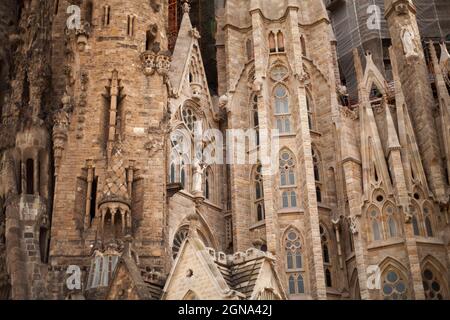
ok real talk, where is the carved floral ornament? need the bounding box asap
[140,52,171,76]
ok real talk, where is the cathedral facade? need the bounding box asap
[0,0,449,300]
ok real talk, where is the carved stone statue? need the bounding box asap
[192,157,206,195]
[401,27,418,58]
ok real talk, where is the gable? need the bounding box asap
[106,262,142,300]
[162,238,232,300]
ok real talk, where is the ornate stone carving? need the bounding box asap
[348,216,358,235]
[140,51,157,76]
[75,22,91,52]
[156,54,171,76]
[401,26,419,59]
[339,105,359,120]
[190,28,201,40]
[140,52,171,77]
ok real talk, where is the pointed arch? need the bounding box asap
[279,148,297,209]
[350,269,361,300]
[367,205,383,241]
[252,163,265,222]
[379,257,411,300]
[421,255,449,300]
[410,201,423,236]
[273,84,292,134]
[383,201,401,238]
[422,201,435,238]
[305,89,315,130]
[283,226,306,295]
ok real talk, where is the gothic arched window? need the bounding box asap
[274,85,291,134]
[169,162,176,183]
[381,269,408,300]
[384,204,399,238]
[182,106,199,133]
[277,31,285,52]
[254,164,265,221]
[172,227,189,259]
[285,229,305,295]
[279,150,297,209]
[325,268,333,287]
[312,148,322,203]
[269,32,276,53]
[411,205,421,236]
[320,228,330,263]
[300,35,307,56]
[320,225,334,288]
[246,38,254,61]
[422,267,447,300]
[423,204,434,237]
[369,207,382,241]
[26,158,34,195]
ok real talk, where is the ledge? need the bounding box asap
[249,220,266,230]
[277,207,304,215]
[367,238,405,250]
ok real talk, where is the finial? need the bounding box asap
[183,0,191,14]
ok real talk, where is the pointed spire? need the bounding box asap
[182,0,191,14]
[386,107,401,150]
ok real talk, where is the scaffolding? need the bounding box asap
[328,0,450,101]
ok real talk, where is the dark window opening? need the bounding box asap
[325,269,333,287]
[316,186,322,203]
[277,31,285,52]
[39,227,49,263]
[54,0,59,15]
[323,244,330,263]
[23,72,30,108]
[85,1,93,25]
[300,35,307,56]
[26,159,34,195]
[90,176,98,222]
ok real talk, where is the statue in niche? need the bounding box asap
[192,156,206,195]
[401,26,418,59]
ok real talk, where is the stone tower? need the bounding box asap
[47,0,171,298]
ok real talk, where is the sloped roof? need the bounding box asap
[215,254,266,299]
[107,255,164,300]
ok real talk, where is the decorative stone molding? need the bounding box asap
[140,51,157,76]
[190,28,201,40]
[76,72,89,139]
[140,51,171,76]
[348,216,358,234]
[52,92,72,173]
[156,54,171,76]
[339,105,359,120]
[190,82,202,101]
[75,22,91,52]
